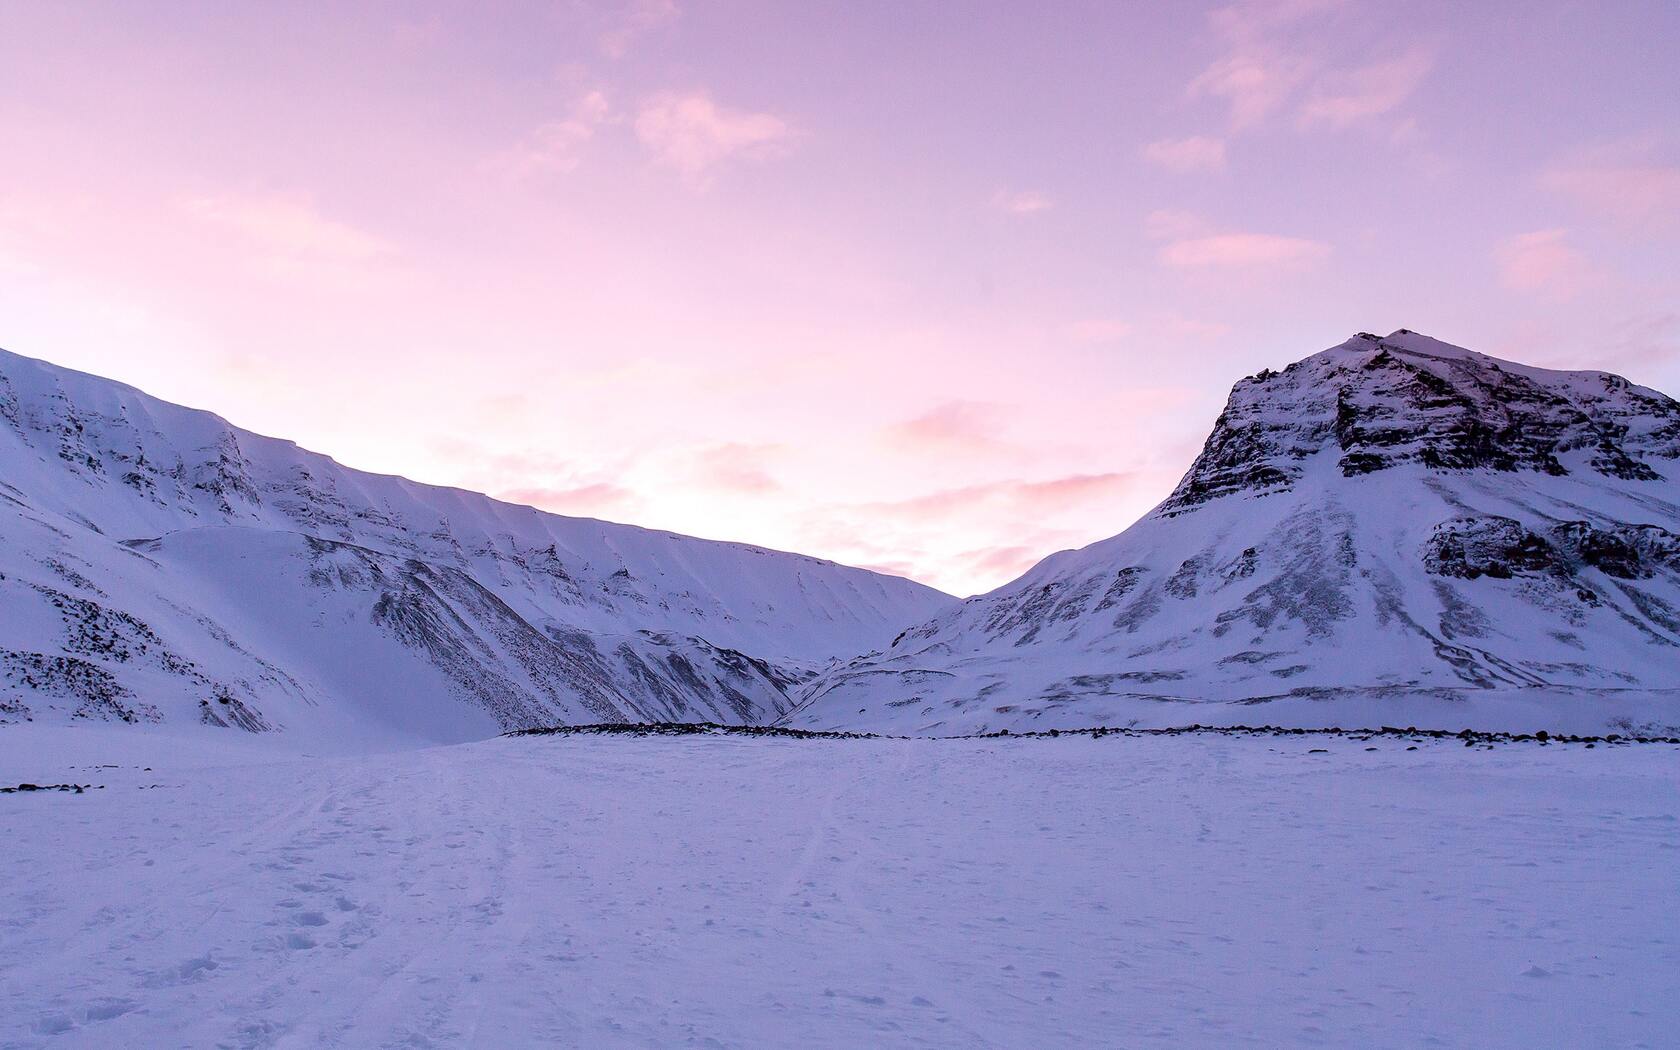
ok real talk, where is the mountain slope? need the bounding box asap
[786,331,1680,735]
[0,348,953,744]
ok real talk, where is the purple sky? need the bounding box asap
[2,0,1677,594]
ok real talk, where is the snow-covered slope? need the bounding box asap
[0,348,953,743]
[4,726,1674,1049]
[788,330,1680,735]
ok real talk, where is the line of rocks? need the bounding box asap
[507,722,883,741]
[979,724,1680,746]
[1,782,102,794]
[509,722,1680,746]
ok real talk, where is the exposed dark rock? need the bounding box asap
[1422,517,1558,579]
[1161,333,1677,515]
[1551,521,1680,579]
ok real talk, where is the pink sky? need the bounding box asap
[2,0,1677,595]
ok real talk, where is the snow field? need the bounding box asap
[1,728,1676,1048]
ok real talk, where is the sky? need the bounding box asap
[2,0,1678,596]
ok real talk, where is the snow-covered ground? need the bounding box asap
[2,728,1675,1049]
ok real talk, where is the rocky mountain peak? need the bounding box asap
[788,330,1680,737]
[1160,329,1680,515]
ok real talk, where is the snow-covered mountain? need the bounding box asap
[0,348,953,744]
[787,330,1680,736]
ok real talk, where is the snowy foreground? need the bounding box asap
[2,729,1676,1049]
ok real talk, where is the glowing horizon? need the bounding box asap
[2,1,1677,595]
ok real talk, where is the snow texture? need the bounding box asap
[0,347,952,744]
[0,726,1674,1049]
[790,331,1680,735]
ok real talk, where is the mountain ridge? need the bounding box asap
[786,330,1680,736]
[0,345,953,744]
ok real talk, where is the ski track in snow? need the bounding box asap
[1,731,1677,1049]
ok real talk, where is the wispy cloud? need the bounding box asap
[1189,0,1340,128]
[955,544,1046,583]
[1542,139,1680,228]
[885,401,1006,450]
[990,189,1053,215]
[495,91,613,178]
[1495,229,1597,298]
[1062,319,1134,343]
[1141,136,1228,172]
[1144,209,1210,241]
[689,442,781,493]
[1158,315,1234,340]
[635,91,795,177]
[182,192,389,262]
[1161,232,1329,268]
[1147,211,1328,268]
[500,481,640,517]
[858,472,1143,523]
[600,0,680,58]
[1189,0,1431,140]
[1297,47,1434,129]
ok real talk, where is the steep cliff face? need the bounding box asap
[0,348,953,743]
[787,331,1680,736]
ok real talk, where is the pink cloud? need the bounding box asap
[1495,229,1597,298]
[1189,54,1311,129]
[1543,164,1680,227]
[1143,205,1328,271]
[495,91,612,178]
[1063,319,1134,344]
[690,442,781,493]
[1596,313,1680,371]
[1157,315,1234,340]
[860,472,1143,523]
[1206,0,1347,42]
[1190,2,1433,139]
[886,401,1005,449]
[854,558,926,581]
[499,481,639,516]
[182,192,389,262]
[1297,48,1434,129]
[1141,136,1228,172]
[1188,0,1342,128]
[990,189,1053,215]
[1160,232,1330,268]
[1144,209,1211,240]
[634,91,794,177]
[957,544,1048,581]
[600,0,680,59]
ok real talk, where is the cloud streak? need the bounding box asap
[1495,229,1597,298]
[635,91,795,177]
[1296,48,1433,129]
[1160,232,1330,268]
[1188,1,1432,139]
[499,481,641,517]
[1543,161,1680,228]
[600,0,680,58]
[1141,136,1227,172]
[182,192,389,262]
[885,401,1006,450]
[496,91,613,178]
[856,472,1144,523]
[990,189,1053,215]
[689,442,782,493]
